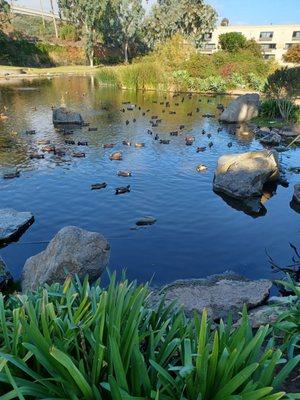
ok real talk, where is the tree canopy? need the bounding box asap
[283,43,300,64]
[219,32,247,52]
[0,0,10,29]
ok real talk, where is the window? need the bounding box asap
[292,31,300,39]
[203,43,216,50]
[260,43,276,51]
[285,43,293,49]
[203,32,212,41]
[259,31,273,40]
[263,54,275,60]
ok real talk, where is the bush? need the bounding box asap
[219,32,247,52]
[283,43,300,64]
[59,24,78,41]
[0,274,298,399]
[265,67,300,120]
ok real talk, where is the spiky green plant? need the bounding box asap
[0,274,298,399]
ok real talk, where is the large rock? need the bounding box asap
[260,132,282,146]
[155,272,272,320]
[0,209,34,244]
[213,150,280,199]
[53,107,83,125]
[220,94,260,123]
[22,226,110,291]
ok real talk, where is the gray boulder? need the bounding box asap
[0,209,34,244]
[213,150,280,199]
[219,94,260,123]
[53,107,83,125]
[22,226,110,291]
[155,272,272,320]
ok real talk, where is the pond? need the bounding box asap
[0,75,299,287]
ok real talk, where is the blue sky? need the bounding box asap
[20,0,300,25]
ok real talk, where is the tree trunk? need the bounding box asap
[89,48,94,67]
[49,0,59,39]
[124,40,129,64]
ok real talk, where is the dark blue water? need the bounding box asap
[0,76,299,286]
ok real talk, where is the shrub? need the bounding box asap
[260,99,281,119]
[228,72,246,88]
[219,32,247,52]
[247,73,266,91]
[283,43,300,64]
[97,67,121,86]
[0,275,298,399]
[264,66,300,120]
[59,24,78,41]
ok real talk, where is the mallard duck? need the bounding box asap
[37,139,50,145]
[91,182,107,190]
[135,143,145,148]
[42,145,55,153]
[179,125,185,130]
[73,152,85,158]
[3,171,20,179]
[227,142,233,148]
[208,142,213,148]
[78,141,88,146]
[122,140,131,146]
[115,185,130,195]
[30,153,44,160]
[196,147,206,153]
[103,143,114,149]
[170,131,179,136]
[65,140,75,145]
[88,127,97,132]
[160,139,170,144]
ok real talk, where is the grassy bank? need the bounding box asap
[96,35,277,94]
[0,65,97,79]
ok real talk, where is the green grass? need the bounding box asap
[250,116,288,129]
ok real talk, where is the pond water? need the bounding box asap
[0,75,299,287]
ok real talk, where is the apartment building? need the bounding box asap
[201,24,300,63]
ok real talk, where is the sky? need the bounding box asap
[18,0,300,25]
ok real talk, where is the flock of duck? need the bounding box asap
[2,93,233,196]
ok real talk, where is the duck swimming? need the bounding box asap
[185,136,195,145]
[196,164,207,172]
[42,145,55,153]
[118,171,132,177]
[103,143,115,149]
[110,151,122,161]
[3,171,20,179]
[73,152,86,158]
[78,141,88,146]
[122,140,131,146]
[88,127,98,132]
[115,185,131,195]
[170,131,179,136]
[160,139,170,144]
[196,146,206,152]
[135,143,145,148]
[65,140,75,145]
[91,182,107,190]
[30,153,44,160]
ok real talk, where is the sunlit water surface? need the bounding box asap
[0,76,299,286]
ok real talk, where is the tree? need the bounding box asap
[114,0,145,63]
[264,67,300,120]
[0,0,10,30]
[283,43,300,64]
[145,0,217,48]
[219,32,247,52]
[58,0,107,66]
[220,18,229,26]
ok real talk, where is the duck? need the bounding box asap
[91,182,107,190]
[25,130,36,135]
[185,136,195,145]
[65,140,75,145]
[78,141,88,146]
[115,185,131,195]
[122,140,131,146]
[42,145,55,153]
[169,111,176,115]
[3,171,20,179]
[30,153,45,160]
[196,146,206,153]
[103,143,115,149]
[162,109,165,113]
[196,164,207,172]
[217,127,222,133]
[170,131,179,136]
[118,170,132,177]
[201,129,206,135]
[187,112,192,117]
[73,152,86,158]
[88,127,98,132]
[135,143,145,148]
[54,149,66,157]
[147,130,153,135]
[160,139,170,144]
[126,120,130,125]
[207,133,212,138]
[179,125,185,130]
[110,151,122,161]
[151,115,158,119]
[133,118,136,123]
[208,142,213,148]
[37,139,50,145]
[227,142,233,148]
[154,134,159,140]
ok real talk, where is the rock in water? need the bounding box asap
[22,226,110,291]
[136,216,157,226]
[260,132,282,146]
[0,209,34,244]
[53,107,83,125]
[219,94,260,123]
[0,256,13,291]
[213,150,280,199]
[154,272,272,320]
